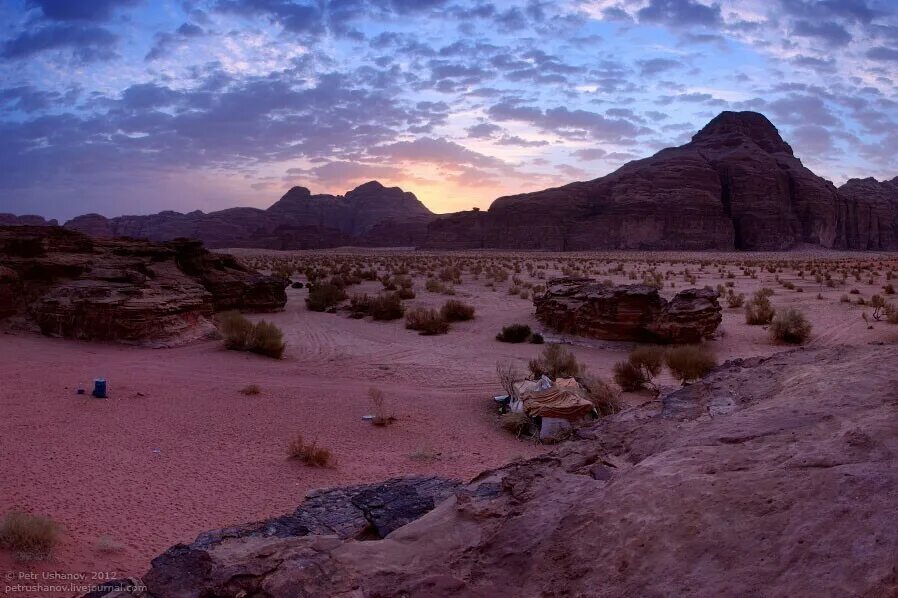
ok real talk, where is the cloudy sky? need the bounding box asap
[1,0,897,221]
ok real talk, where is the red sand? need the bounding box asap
[1,251,896,596]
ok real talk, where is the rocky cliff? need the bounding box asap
[425,111,896,250]
[0,226,286,343]
[98,343,898,597]
[65,181,434,249]
[43,112,898,251]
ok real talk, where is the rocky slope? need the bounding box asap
[0,226,285,343]
[534,279,722,343]
[65,181,434,249]
[104,343,898,597]
[425,111,897,250]
[839,176,898,249]
[0,213,57,226]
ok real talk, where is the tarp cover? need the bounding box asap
[522,387,594,419]
[554,377,582,390]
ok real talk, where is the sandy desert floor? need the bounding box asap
[2,250,897,595]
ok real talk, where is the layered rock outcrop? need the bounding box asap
[534,278,721,343]
[0,213,58,227]
[108,344,898,597]
[0,226,286,343]
[424,111,898,250]
[838,176,898,249]
[65,181,435,249]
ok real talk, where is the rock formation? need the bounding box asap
[0,226,286,343]
[0,213,58,227]
[100,344,898,597]
[424,111,898,250]
[31,112,898,251]
[838,176,898,249]
[65,181,435,249]
[533,278,721,343]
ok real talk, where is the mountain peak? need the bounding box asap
[692,111,793,155]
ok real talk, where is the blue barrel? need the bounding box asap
[92,378,107,398]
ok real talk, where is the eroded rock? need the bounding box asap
[0,226,286,343]
[533,278,721,343]
[130,345,898,597]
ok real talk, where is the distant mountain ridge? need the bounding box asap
[37,111,898,250]
[65,180,435,249]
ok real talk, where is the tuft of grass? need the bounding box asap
[368,387,396,426]
[240,384,261,396]
[219,312,286,358]
[529,332,544,344]
[405,307,450,335]
[769,308,812,344]
[287,435,334,467]
[440,299,475,322]
[499,412,531,437]
[665,345,717,384]
[580,376,622,416]
[496,323,532,343]
[528,344,582,379]
[305,283,347,312]
[744,290,775,325]
[0,511,61,561]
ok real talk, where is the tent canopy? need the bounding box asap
[522,386,593,420]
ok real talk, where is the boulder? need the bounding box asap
[0,226,286,343]
[533,278,721,343]
[124,476,459,597]
[126,345,898,597]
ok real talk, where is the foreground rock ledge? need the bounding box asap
[0,225,286,342]
[534,278,722,343]
[97,344,898,597]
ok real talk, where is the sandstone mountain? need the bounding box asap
[0,225,285,343]
[426,111,898,250]
[31,111,898,251]
[0,213,58,227]
[65,181,435,249]
[97,344,898,597]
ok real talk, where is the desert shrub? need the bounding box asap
[496,360,521,398]
[219,313,285,358]
[884,284,895,295]
[665,345,717,384]
[440,299,475,322]
[884,303,898,324]
[499,412,531,437]
[528,344,582,379]
[368,387,395,426]
[580,376,621,416]
[0,511,60,560]
[529,332,544,344]
[613,361,646,391]
[405,307,449,335]
[249,321,286,358]
[425,278,446,293]
[240,384,261,396]
[727,292,745,308]
[744,290,775,325]
[769,308,812,344]
[613,345,664,391]
[287,435,333,467]
[219,310,253,349]
[369,293,405,321]
[396,286,416,300]
[496,324,532,343]
[306,283,347,311]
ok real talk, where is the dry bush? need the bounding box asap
[441,299,475,322]
[370,293,405,321]
[219,312,285,359]
[287,435,334,467]
[745,290,775,325]
[405,307,449,335]
[240,384,261,396]
[368,387,395,426]
[528,344,582,379]
[529,332,544,344]
[665,345,717,384]
[580,376,621,416]
[496,323,532,343]
[613,361,647,391]
[306,283,347,312]
[397,286,416,300]
[769,308,812,344]
[727,291,745,308]
[0,511,61,560]
[249,321,286,358]
[500,412,532,437]
[496,360,521,398]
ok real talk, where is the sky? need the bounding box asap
[1,0,897,221]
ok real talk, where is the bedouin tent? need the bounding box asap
[522,387,594,420]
